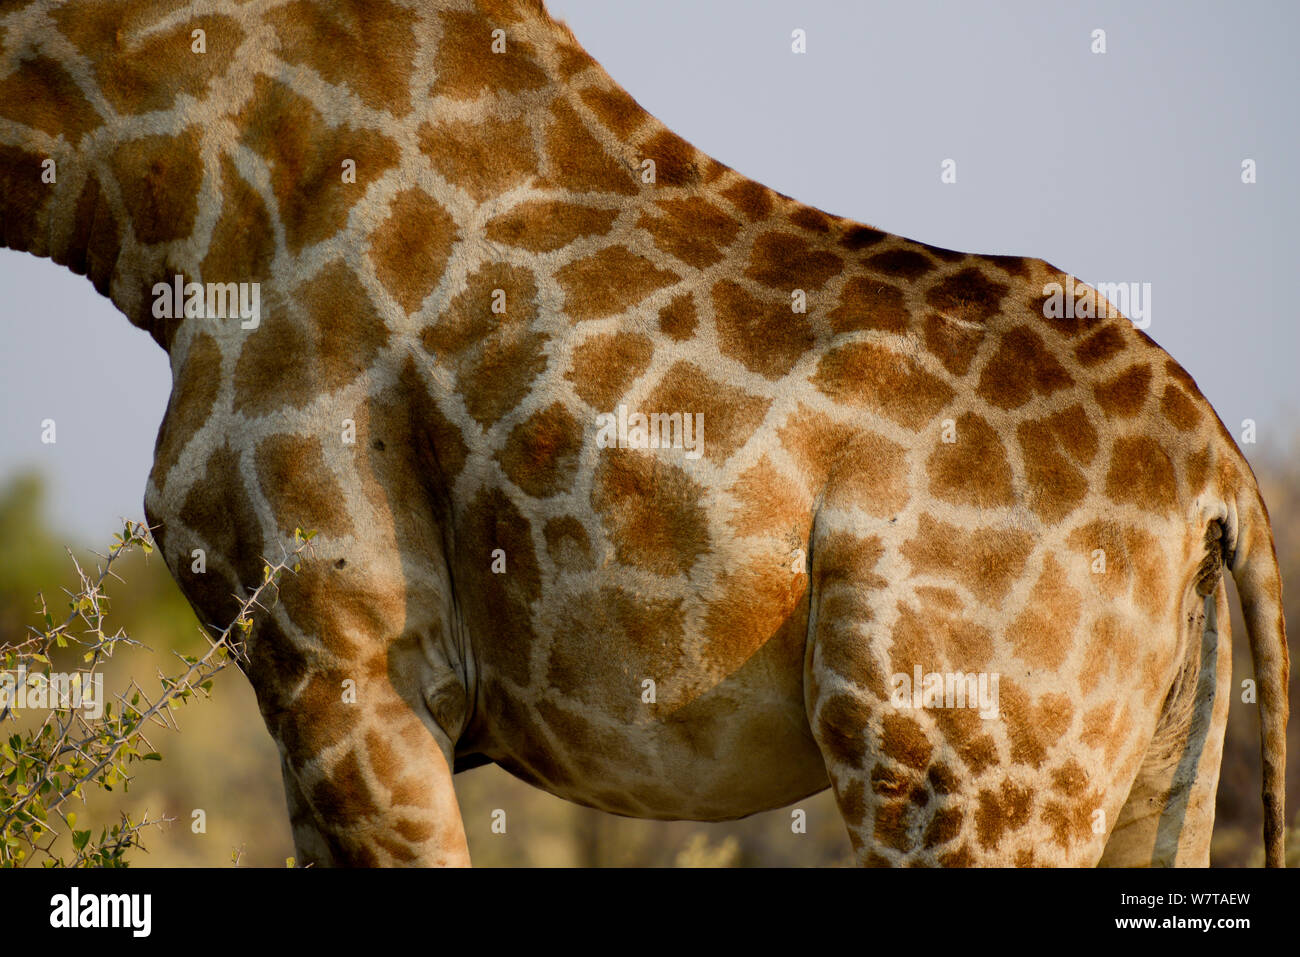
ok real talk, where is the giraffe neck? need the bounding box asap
[0,0,605,354]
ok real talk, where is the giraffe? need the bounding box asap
[0,0,1287,867]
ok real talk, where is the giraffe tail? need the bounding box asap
[1225,482,1290,867]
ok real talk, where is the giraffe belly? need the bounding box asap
[460,537,831,819]
[480,674,833,821]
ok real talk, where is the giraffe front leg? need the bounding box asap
[247,556,472,868]
[267,674,469,868]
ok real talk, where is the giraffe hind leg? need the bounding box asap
[803,555,1025,866]
[1100,580,1232,867]
[804,527,1134,867]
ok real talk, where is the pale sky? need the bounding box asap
[1,0,1296,545]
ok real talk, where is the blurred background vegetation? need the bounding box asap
[0,435,1296,867]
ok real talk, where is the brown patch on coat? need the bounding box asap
[974,781,1034,849]
[0,55,102,143]
[931,707,999,774]
[924,267,1009,323]
[812,341,956,430]
[837,777,868,824]
[1104,435,1178,514]
[938,844,974,867]
[701,557,808,673]
[1006,555,1081,670]
[1160,383,1202,431]
[976,327,1074,410]
[543,515,593,570]
[555,42,596,80]
[984,254,1031,277]
[579,84,645,138]
[778,405,910,516]
[255,433,354,540]
[816,532,889,609]
[110,127,204,245]
[641,128,715,187]
[311,749,381,823]
[841,224,887,250]
[301,259,390,393]
[641,361,771,463]
[428,7,548,99]
[268,0,418,113]
[812,535,888,694]
[891,599,994,673]
[873,799,919,852]
[455,489,542,686]
[923,313,983,376]
[1184,443,1212,494]
[789,206,833,233]
[1093,362,1152,418]
[485,199,616,252]
[745,230,844,290]
[369,188,459,313]
[916,585,964,611]
[564,331,654,409]
[240,76,399,253]
[53,6,243,115]
[591,449,710,576]
[866,248,935,281]
[1016,417,1089,524]
[1066,520,1133,601]
[827,277,912,335]
[0,147,47,257]
[712,279,814,380]
[1044,403,1099,464]
[202,154,276,284]
[59,173,121,298]
[420,261,546,429]
[174,442,268,624]
[726,456,810,538]
[636,196,741,269]
[999,682,1072,768]
[419,113,537,203]
[1122,526,1173,618]
[233,260,388,418]
[924,807,964,849]
[545,587,687,713]
[1041,789,1104,852]
[1074,324,1128,366]
[902,514,1034,606]
[1079,614,1140,696]
[538,99,637,195]
[926,412,1015,508]
[720,179,773,221]
[929,764,959,795]
[496,402,583,498]
[555,244,680,320]
[657,293,697,341]
[150,333,223,493]
[880,713,933,771]
[916,242,966,264]
[817,692,872,766]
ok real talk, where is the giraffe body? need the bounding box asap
[0,0,1286,866]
